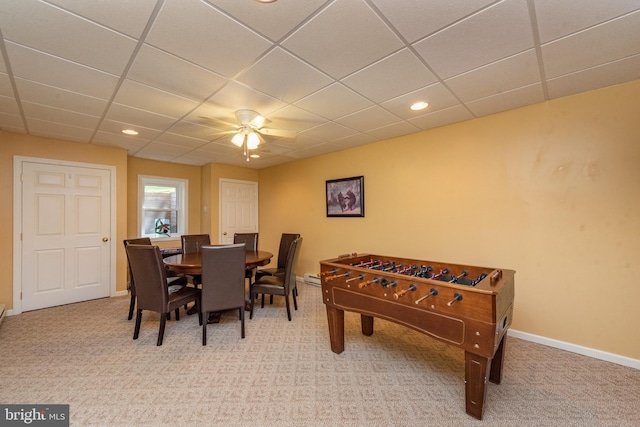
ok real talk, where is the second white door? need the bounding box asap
[219,179,258,244]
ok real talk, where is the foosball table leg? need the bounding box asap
[361,314,374,336]
[464,351,492,420]
[326,305,345,354]
[489,334,506,384]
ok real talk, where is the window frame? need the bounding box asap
[138,175,188,241]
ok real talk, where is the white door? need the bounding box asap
[219,179,258,244]
[20,161,112,311]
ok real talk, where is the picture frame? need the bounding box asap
[326,176,364,217]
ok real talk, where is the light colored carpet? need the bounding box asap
[1,282,638,426]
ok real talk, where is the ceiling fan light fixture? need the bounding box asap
[247,132,260,149]
[231,133,244,147]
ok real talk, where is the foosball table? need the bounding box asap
[319,253,515,420]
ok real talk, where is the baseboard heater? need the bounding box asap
[303,273,321,287]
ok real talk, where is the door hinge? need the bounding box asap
[20,292,23,300]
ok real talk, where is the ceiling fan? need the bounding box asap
[201,109,296,162]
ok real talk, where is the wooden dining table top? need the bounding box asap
[163,250,273,275]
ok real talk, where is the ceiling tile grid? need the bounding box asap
[0,0,638,169]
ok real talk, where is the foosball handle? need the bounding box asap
[447,292,463,306]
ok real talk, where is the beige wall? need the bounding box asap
[0,132,128,303]
[258,80,640,360]
[126,157,202,249]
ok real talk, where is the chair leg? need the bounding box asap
[285,295,292,321]
[261,293,265,308]
[128,294,135,320]
[240,307,245,339]
[293,289,298,311]
[133,309,142,339]
[175,308,180,321]
[157,315,167,346]
[270,295,274,305]
[202,310,208,346]
[249,293,255,319]
[197,300,203,326]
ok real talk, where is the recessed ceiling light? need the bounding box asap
[255,0,277,3]
[250,154,260,159]
[122,129,138,135]
[410,101,429,111]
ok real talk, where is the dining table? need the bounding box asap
[163,249,273,275]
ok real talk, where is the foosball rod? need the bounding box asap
[394,284,416,299]
[415,288,438,304]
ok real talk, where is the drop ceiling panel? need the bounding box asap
[282,0,404,79]
[104,103,178,131]
[541,10,640,79]
[370,0,496,43]
[336,105,402,132]
[413,0,534,79]
[6,42,119,100]
[111,80,199,119]
[294,83,373,120]
[45,0,159,38]
[445,49,541,102]
[366,120,420,141]
[408,105,474,131]
[14,78,108,117]
[146,0,272,78]
[342,48,438,103]
[21,101,100,129]
[0,73,14,97]
[465,83,545,117]
[126,45,228,102]
[236,47,333,103]
[207,0,329,41]
[547,54,640,100]
[27,117,94,142]
[534,0,640,43]
[0,0,137,75]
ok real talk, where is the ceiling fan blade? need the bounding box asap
[198,116,238,129]
[208,130,238,138]
[235,109,261,125]
[256,128,297,139]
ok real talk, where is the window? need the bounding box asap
[139,176,187,240]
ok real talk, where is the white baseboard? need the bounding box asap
[508,329,639,370]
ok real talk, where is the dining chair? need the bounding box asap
[255,233,300,305]
[125,244,202,346]
[250,237,302,321]
[233,232,259,285]
[201,243,247,345]
[123,238,188,320]
[180,234,211,286]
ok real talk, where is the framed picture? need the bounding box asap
[326,176,364,217]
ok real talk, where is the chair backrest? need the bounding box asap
[181,234,210,254]
[201,244,246,312]
[277,233,300,269]
[233,233,258,251]
[125,244,168,312]
[123,238,153,293]
[283,237,303,292]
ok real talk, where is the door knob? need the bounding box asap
[102,237,109,242]
[223,232,227,235]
